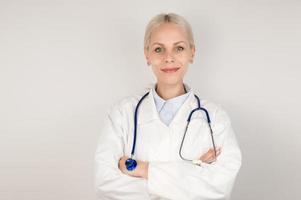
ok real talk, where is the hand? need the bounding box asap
[199,147,221,164]
[118,156,149,179]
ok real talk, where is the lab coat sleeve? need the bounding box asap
[94,105,150,200]
[147,106,242,200]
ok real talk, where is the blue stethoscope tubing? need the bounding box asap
[125,88,217,171]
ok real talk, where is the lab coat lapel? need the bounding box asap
[137,87,160,125]
[169,89,200,126]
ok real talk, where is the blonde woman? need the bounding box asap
[95,13,242,200]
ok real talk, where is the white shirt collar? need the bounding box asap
[152,83,191,113]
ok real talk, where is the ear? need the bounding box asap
[190,45,196,63]
[191,45,196,59]
[144,47,150,65]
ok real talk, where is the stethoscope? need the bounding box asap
[125,86,217,171]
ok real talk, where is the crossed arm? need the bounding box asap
[118,147,222,179]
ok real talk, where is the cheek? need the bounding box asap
[178,65,188,75]
[177,53,192,64]
[152,58,163,66]
[149,55,165,69]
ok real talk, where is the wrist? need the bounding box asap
[140,161,149,179]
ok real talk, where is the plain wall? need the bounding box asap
[1,0,300,199]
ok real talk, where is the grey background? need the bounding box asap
[1,0,300,199]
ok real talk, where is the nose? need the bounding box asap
[164,51,175,63]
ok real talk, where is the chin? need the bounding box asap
[158,77,183,85]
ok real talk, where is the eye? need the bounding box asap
[154,47,162,53]
[176,46,185,52]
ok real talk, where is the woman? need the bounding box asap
[95,13,242,200]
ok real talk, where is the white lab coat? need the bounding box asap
[95,85,242,200]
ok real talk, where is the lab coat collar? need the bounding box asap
[138,83,198,126]
[152,83,192,114]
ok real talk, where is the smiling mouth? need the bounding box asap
[161,67,180,73]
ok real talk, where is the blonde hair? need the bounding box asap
[144,13,195,51]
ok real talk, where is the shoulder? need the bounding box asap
[198,99,234,139]
[109,95,139,114]
[200,98,232,125]
[106,89,149,119]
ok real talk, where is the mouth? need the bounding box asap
[161,67,180,73]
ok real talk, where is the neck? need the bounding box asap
[156,82,186,100]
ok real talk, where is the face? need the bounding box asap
[144,22,195,86]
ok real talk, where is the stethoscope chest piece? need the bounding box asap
[125,158,137,171]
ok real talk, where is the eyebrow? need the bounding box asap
[151,41,186,46]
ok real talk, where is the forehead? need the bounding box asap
[149,23,189,45]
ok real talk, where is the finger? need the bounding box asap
[214,147,221,154]
[200,148,221,161]
[203,154,215,162]
[118,161,121,169]
[118,156,129,171]
[213,150,220,157]
[208,149,214,153]
[207,151,220,161]
[204,157,216,164]
[209,149,219,157]
[202,150,215,159]
[204,153,213,160]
